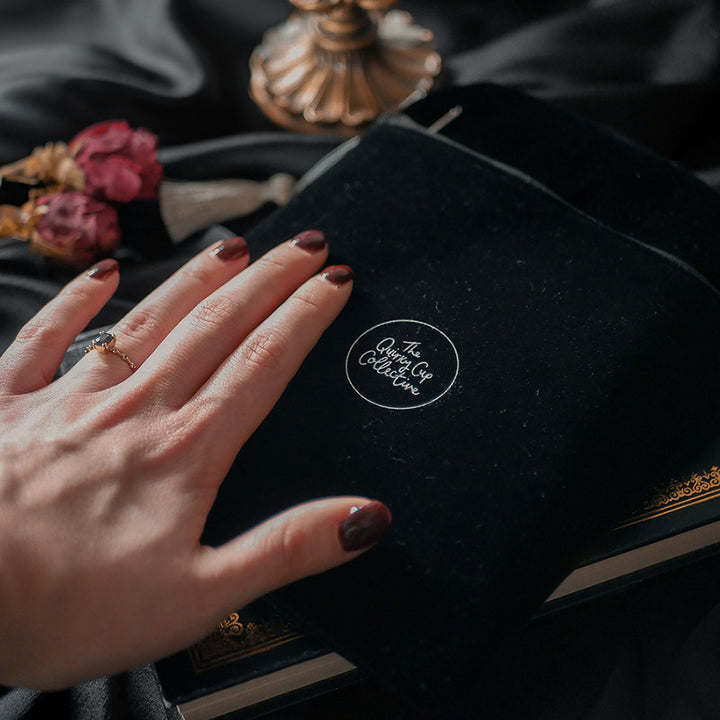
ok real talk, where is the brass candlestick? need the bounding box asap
[249,0,441,135]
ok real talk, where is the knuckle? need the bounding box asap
[178,259,211,286]
[289,290,323,314]
[15,317,64,346]
[253,254,290,275]
[238,330,287,373]
[275,522,309,577]
[192,294,237,330]
[60,280,94,301]
[115,305,164,344]
[14,320,44,344]
[177,256,225,292]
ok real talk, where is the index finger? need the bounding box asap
[0,259,120,394]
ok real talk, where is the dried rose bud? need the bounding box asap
[69,120,164,203]
[31,191,121,268]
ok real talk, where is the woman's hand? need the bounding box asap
[0,231,390,690]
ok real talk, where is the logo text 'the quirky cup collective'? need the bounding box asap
[345,320,459,410]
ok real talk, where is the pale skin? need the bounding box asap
[0,233,386,690]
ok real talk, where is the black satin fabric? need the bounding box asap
[1,0,719,180]
[1,1,719,719]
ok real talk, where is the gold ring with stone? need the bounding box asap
[84,332,137,371]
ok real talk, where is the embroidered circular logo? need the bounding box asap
[345,319,459,410]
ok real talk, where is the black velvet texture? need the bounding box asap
[405,84,720,288]
[200,113,720,717]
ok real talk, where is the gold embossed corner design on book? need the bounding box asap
[546,460,720,607]
[626,466,720,525]
[187,610,301,674]
[155,601,358,720]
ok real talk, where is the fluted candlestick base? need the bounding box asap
[249,4,441,136]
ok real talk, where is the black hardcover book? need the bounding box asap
[148,85,720,719]
[156,455,720,720]
[196,111,720,717]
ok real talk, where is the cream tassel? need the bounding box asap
[159,173,296,243]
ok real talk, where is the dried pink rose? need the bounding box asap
[31,191,121,267]
[69,120,164,203]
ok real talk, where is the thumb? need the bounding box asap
[193,497,391,618]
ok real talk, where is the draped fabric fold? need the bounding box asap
[0,1,718,177]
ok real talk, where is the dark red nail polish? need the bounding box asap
[86,258,118,280]
[290,229,326,253]
[211,236,249,262]
[321,265,353,286]
[338,501,392,552]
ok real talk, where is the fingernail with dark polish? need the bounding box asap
[339,501,392,552]
[290,229,326,253]
[321,265,353,286]
[87,258,118,280]
[211,236,249,262]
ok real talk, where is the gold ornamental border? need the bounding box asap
[619,465,720,528]
[189,612,302,674]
